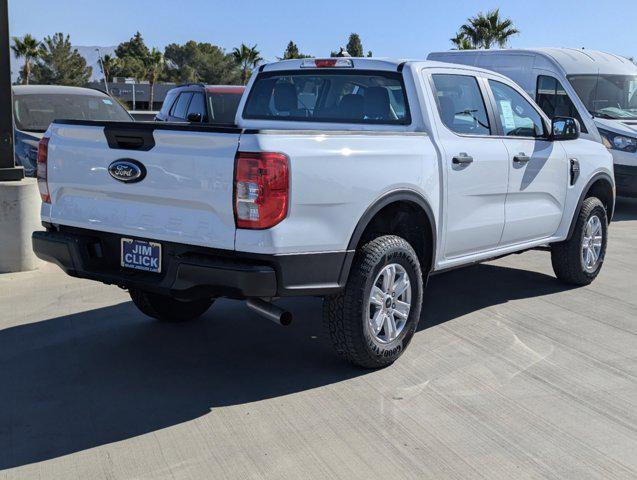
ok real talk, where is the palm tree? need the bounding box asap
[145,48,163,110]
[457,9,519,49]
[99,54,118,82]
[232,44,262,85]
[450,33,475,50]
[11,34,41,85]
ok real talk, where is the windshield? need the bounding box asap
[14,93,132,132]
[568,74,637,119]
[243,70,410,125]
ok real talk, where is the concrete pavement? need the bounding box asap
[1,198,636,479]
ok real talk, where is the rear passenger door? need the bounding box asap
[428,70,510,258]
[485,79,569,245]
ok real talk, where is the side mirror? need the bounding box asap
[551,116,580,141]
[187,112,202,123]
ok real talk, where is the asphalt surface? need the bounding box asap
[1,198,636,479]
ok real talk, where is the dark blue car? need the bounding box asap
[13,85,133,176]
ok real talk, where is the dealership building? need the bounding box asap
[87,78,177,111]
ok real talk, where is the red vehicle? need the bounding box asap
[155,84,245,125]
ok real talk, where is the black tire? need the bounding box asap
[129,289,214,322]
[323,235,424,369]
[551,197,608,286]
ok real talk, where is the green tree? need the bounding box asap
[456,9,519,49]
[98,53,118,82]
[146,48,163,110]
[450,33,475,50]
[330,46,351,58]
[115,31,150,62]
[232,43,262,85]
[31,33,92,86]
[346,33,364,57]
[11,34,41,85]
[282,41,310,60]
[163,41,240,84]
[113,56,148,81]
[112,32,151,80]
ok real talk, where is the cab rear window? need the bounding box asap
[243,70,411,125]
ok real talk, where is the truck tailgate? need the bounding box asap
[44,121,240,250]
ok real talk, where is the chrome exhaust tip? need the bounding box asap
[246,298,292,326]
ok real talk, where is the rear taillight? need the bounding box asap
[234,151,289,229]
[37,137,50,203]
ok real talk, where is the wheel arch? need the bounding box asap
[567,173,615,240]
[339,190,437,285]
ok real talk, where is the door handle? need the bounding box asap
[513,153,531,163]
[452,153,474,165]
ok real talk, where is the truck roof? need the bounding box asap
[262,58,409,72]
[428,48,637,76]
[260,57,508,77]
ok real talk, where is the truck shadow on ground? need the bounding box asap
[0,263,572,470]
[613,197,637,222]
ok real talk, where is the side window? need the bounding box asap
[536,75,587,133]
[186,93,207,122]
[489,80,546,138]
[170,92,193,119]
[159,90,178,117]
[431,74,491,135]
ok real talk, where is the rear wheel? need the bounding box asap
[323,235,424,369]
[551,197,608,286]
[129,289,214,322]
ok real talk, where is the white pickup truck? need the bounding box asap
[33,58,615,368]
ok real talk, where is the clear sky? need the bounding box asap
[9,0,637,61]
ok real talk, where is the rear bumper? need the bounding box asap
[33,226,350,299]
[615,164,637,197]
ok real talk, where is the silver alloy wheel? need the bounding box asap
[581,214,603,273]
[366,263,412,344]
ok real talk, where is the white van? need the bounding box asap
[428,48,637,197]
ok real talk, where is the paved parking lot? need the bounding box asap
[1,198,636,480]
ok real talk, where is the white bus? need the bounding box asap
[428,48,637,197]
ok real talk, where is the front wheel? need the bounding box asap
[129,289,214,322]
[323,235,424,369]
[551,196,608,286]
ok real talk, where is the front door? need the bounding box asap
[428,72,510,258]
[487,79,569,245]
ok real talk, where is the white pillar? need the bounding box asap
[0,178,43,272]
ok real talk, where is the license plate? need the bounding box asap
[121,238,162,273]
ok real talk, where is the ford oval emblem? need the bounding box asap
[108,159,146,183]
